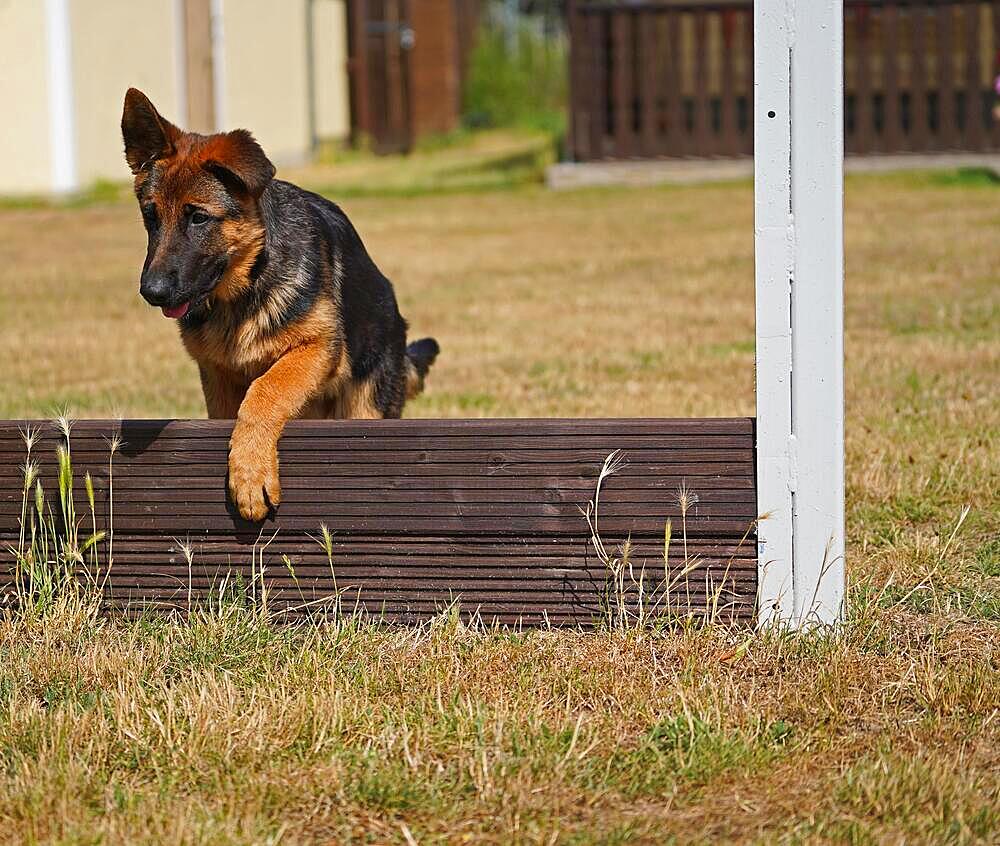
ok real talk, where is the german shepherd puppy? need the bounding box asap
[121,88,438,521]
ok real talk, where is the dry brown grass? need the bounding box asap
[0,169,997,844]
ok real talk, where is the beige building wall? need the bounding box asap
[0,2,54,194]
[218,0,312,165]
[312,0,351,141]
[0,1,350,195]
[69,0,183,188]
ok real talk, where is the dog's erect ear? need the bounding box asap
[202,130,276,200]
[121,88,182,174]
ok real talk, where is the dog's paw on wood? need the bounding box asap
[228,423,281,521]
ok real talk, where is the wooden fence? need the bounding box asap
[347,0,481,153]
[0,419,757,626]
[568,0,1000,160]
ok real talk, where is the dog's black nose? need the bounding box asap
[140,271,177,307]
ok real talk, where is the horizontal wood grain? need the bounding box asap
[0,418,758,625]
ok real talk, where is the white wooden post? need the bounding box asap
[755,0,845,627]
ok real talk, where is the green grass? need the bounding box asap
[0,169,998,843]
[294,128,557,198]
[0,178,131,212]
[463,19,567,139]
[1,596,995,843]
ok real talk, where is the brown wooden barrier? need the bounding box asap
[0,419,758,626]
[568,0,1000,161]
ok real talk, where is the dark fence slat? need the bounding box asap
[0,417,754,438]
[719,10,737,155]
[855,7,875,153]
[667,9,687,156]
[993,2,1000,147]
[0,485,757,507]
[640,9,663,156]
[692,10,711,155]
[588,10,607,160]
[938,4,958,149]
[883,5,902,151]
[965,3,986,149]
[911,6,931,150]
[1,471,757,495]
[5,535,752,557]
[611,9,634,157]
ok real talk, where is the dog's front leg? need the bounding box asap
[229,340,332,520]
[199,364,246,419]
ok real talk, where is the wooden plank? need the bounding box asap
[666,9,686,156]
[612,9,634,158]
[719,9,738,156]
[692,9,711,155]
[59,560,756,578]
[45,557,757,581]
[0,534,754,557]
[883,4,903,152]
[854,6,875,153]
[965,2,985,150]
[0,417,754,437]
[0,418,758,625]
[911,5,930,150]
[0,473,757,494]
[640,9,662,156]
[993,1,1000,147]
[85,573,753,592]
[2,514,754,538]
[0,482,757,507]
[3,468,753,491]
[590,11,608,159]
[0,480,758,514]
[0,438,756,457]
[0,445,751,464]
[5,569,756,594]
[1,548,754,623]
[937,4,958,149]
[0,504,757,527]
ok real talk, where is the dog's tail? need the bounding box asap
[405,337,440,399]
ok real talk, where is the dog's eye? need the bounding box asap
[141,205,158,228]
[189,210,211,226]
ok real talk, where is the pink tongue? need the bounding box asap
[162,302,190,319]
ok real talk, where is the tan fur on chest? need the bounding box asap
[182,298,339,379]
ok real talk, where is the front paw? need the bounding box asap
[228,424,281,521]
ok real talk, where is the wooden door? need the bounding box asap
[349,0,414,153]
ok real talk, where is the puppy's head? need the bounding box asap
[121,88,275,319]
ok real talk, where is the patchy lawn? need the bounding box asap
[0,170,997,844]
